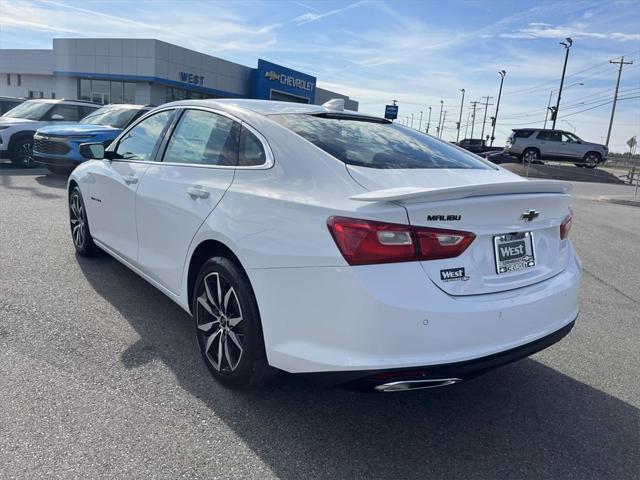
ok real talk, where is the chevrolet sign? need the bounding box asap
[264,70,313,92]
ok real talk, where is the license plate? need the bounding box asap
[493,232,536,274]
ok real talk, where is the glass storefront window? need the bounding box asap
[123,83,136,104]
[77,79,137,105]
[110,82,124,104]
[166,86,214,102]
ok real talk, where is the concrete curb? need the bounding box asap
[599,196,640,207]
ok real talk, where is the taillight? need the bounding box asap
[327,216,475,266]
[560,211,573,239]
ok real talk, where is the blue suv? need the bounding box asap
[33,104,152,174]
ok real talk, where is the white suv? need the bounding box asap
[0,99,99,167]
[506,129,608,168]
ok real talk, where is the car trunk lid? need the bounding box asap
[348,166,573,296]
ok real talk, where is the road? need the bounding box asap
[1,164,638,480]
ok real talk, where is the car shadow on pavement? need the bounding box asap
[77,254,639,480]
[35,173,68,189]
[0,164,64,199]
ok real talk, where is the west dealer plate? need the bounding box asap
[493,232,536,275]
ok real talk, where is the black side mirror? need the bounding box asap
[79,142,105,159]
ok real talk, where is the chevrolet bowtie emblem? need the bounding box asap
[265,71,280,81]
[520,209,540,222]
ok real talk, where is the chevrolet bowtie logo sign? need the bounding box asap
[264,70,314,91]
[520,210,540,222]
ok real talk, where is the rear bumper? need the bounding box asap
[315,318,575,387]
[249,247,581,374]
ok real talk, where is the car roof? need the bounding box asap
[23,98,101,107]
[95,103,153,110]
[162,98,381,121]
[513,128,569,133]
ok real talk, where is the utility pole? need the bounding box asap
[480,96,493,141]
[437,100,444,138]
[418,110,423,131]
[456,88,465,143]
[464,111,471,138]
[490,70,506,146]
[426,106,432,134]
[552,37,573,130]
[469,101,480,139]
[606,56,633,147]
[441,110,447,138]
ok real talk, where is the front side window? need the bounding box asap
[162,109,239,166]
[562,132,581,143]
[271,114,492,169]
[114,109,174,161]
[2,101,52,120]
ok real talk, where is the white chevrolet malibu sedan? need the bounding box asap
[68,99,581,392]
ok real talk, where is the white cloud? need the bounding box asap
[500,23,640,42]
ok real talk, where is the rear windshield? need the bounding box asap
[271,114,492,169]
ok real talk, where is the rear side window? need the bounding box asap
[513,130,535,138]
[48,104,80,121]
[271,114,491,169]
[239,126,266,166]
[537,131,561,142]
[163,109,239,166]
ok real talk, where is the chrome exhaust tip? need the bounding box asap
[374,377,462,393]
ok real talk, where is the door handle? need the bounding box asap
[187,186,210,199]
[123,175,138,185]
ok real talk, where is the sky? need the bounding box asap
[0,0,639,152]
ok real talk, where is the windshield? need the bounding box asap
[80,106,142,128]
[2,101,52,120]
[272,114,492,169]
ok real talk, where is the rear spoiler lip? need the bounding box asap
[350,180,572,203]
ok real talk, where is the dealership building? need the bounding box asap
[0,38,358,110]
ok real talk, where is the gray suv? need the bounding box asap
[506,129,608,168]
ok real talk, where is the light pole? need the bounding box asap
[456,88,465,143]
[490,70,506,146]
[426,106,432,134]
[544,82,583,128]
[418,110,423,131]
[437,100,444,138]
[552,37,572,130]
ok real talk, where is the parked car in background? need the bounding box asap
[68,99,580,391]
[0,96,25,115]
[457,138,487,154]
[0,99,100,167]
[506,128,608,168]
[34,104,154,174]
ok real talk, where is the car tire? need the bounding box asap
[193,257,275,389]
[47,165,73,175]
[10,137,35,168]
[520,148,539,164]
[583,152,601,169]
[69,186,101,256]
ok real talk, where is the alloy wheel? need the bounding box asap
[585,154,598,168]
[523,150,538,163]
[196,272,245,373]
[17,142,34,167]
[69,193,86,248]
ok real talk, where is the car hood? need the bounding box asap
[346,164,525,191]
[0,117,37,126]
[37,124,120,136]
[581,141,605,149]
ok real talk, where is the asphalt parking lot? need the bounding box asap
[0,164,638,480]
